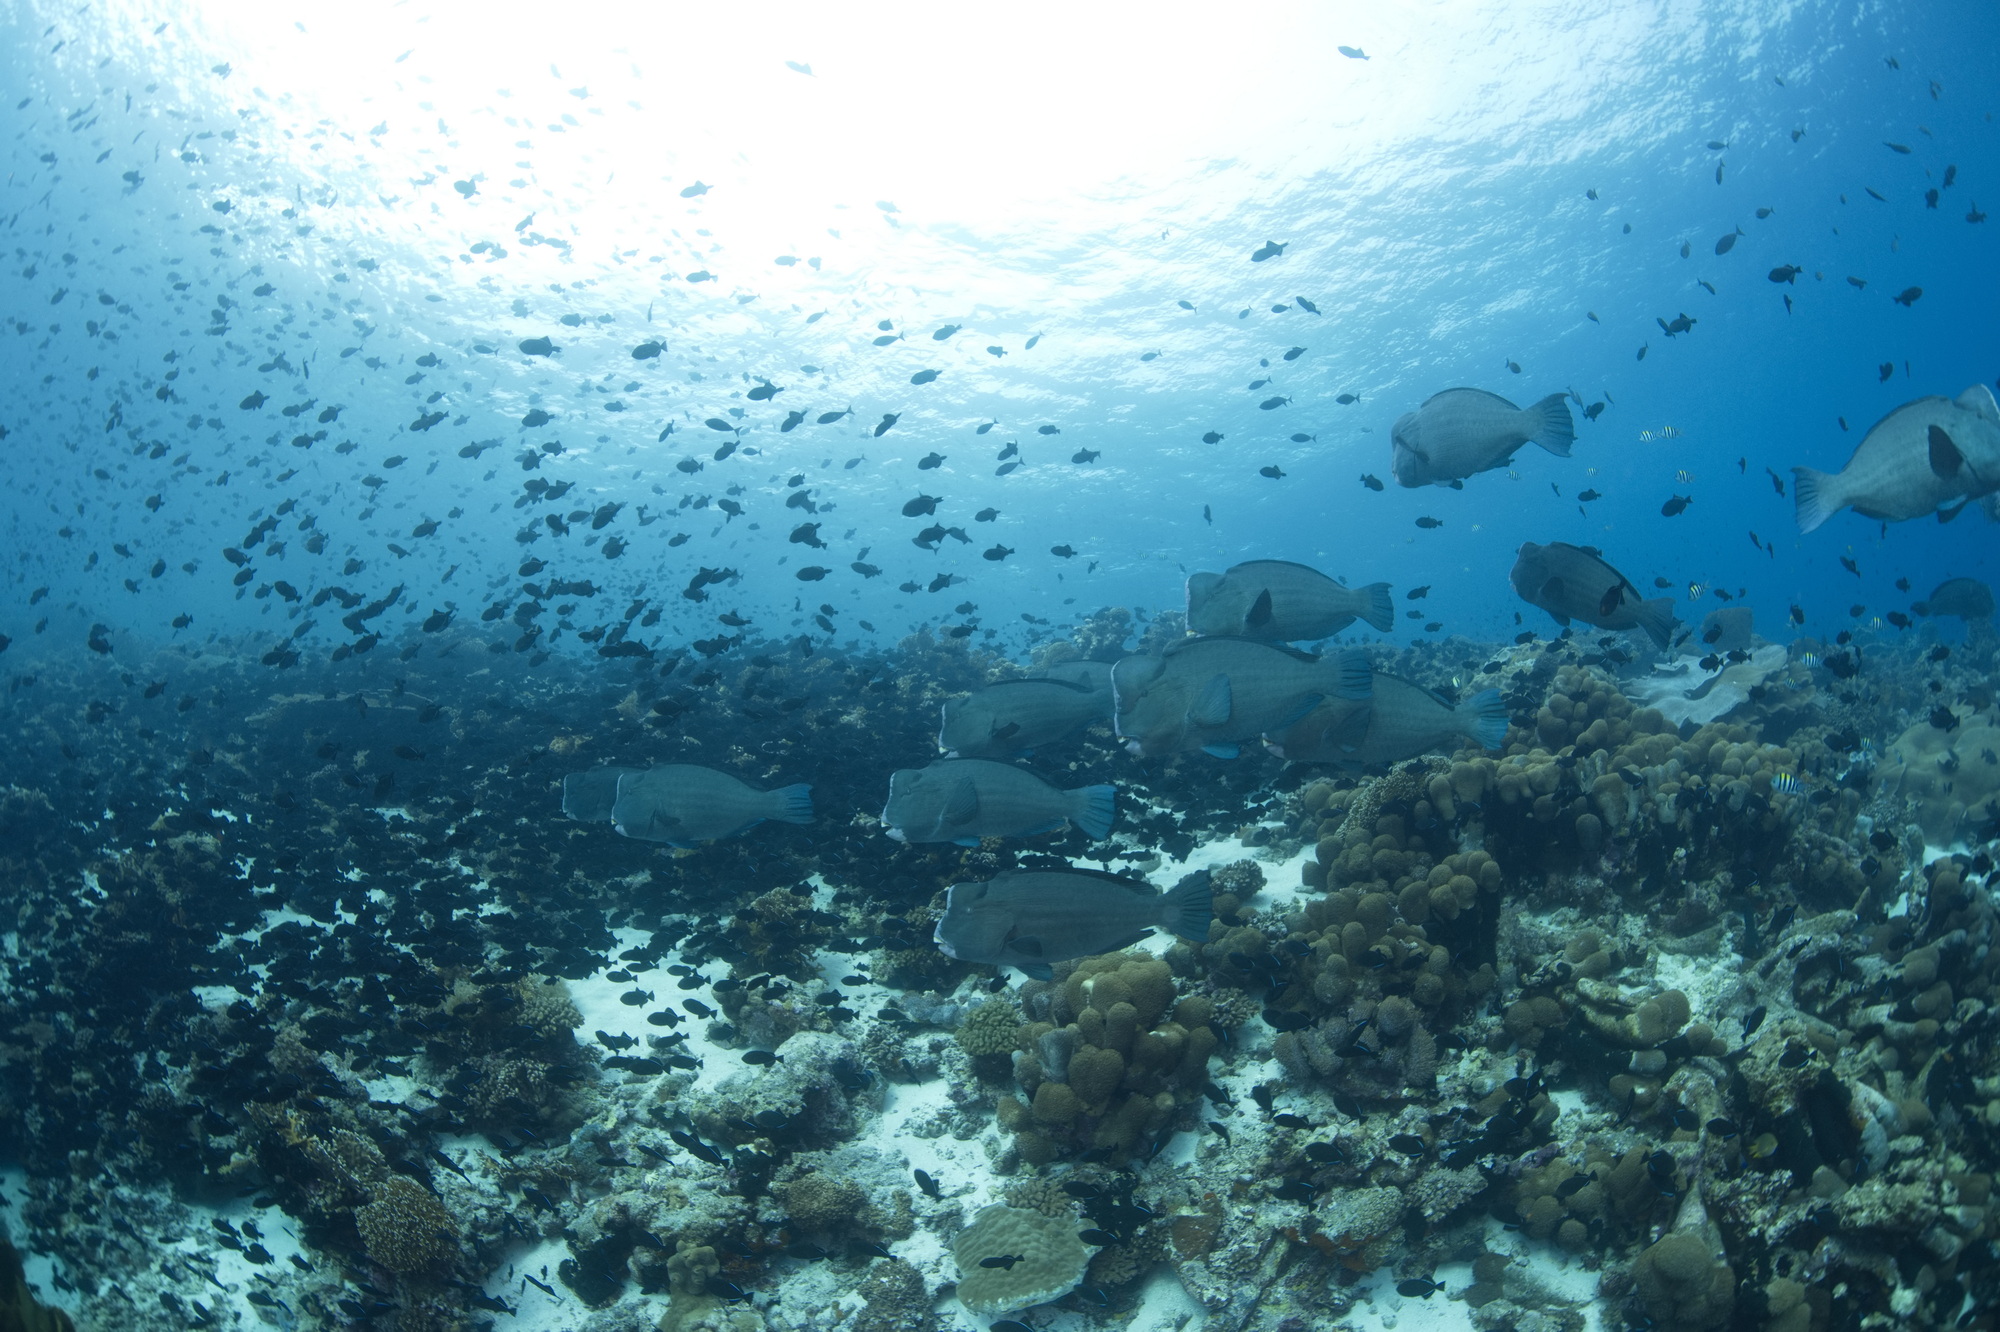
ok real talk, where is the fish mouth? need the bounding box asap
[932,925,959,958]
[1122,739,1144,757]
[883,826,906,842]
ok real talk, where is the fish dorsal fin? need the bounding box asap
[944,778,980,825]
[1380,673,1455,709]
[1170,635,1320,664]
[1191,674,1233,727]
[1227,559,1328,580]
[1956,383,2000,425]
[999,866,1155,894]
[1419,386,1518,412]
[1929,423,1965,478]
[1246,588,1274,628]
[986,677,1092,695]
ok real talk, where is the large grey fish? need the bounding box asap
[939,675,1110,757]
[1510,541,1678,648]
[1914,576,1995,620]
[1392,388,1576,488]
[881,759,1114,845]
[1792,385,2000,532]
[607,765,813,846]
[933,867,1213,979]
[1112,638,1372,758]
[562,766,642,821]
[1185,560,1393,640]
[1269,675,1507,766]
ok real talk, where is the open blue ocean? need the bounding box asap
[2,4,1997,1331]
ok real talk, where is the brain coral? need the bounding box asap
[951,1204,1090,1315]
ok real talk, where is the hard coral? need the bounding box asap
[1633,1228,1734,1330]
[353,1175,459,1274]
[954,997,1024,1057]
[1879,705,2000,841]
[951,1204,1090,1316]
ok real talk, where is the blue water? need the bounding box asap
[4,3,1994,661]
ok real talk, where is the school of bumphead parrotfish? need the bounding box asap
[9,11,2000,1332]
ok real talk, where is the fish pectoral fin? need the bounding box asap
[1540,576,1567,608]
[1010,935,1044,956]
[1016,962,1055,980]
[1246,588,1274,629]
[1190,674,1233,727]
[1938,499,1970,524]
[1273,692,1326,730]
[991,721,1020,741]
[1929,423,1965,478]
[943,778,980,825]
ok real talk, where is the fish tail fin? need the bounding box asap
[1632,598,1679,650]
[766,783,815,824]
[1529,393,1576,457]
[1357,582,1394,632]
[1162,873,1214,942]
[1070,784,1116,841]
[1459,689,1510,750]
[1329,649,1373,700]
[1791,466,1837,533]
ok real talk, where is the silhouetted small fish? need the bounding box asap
[1661,494,1691,517]
[1415,516,1442,528]
[1360,474,1383,491]
[913,1169,940,1198]
[1398,1277,1443,1298]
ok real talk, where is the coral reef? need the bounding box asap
[992,951,1218,1164]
